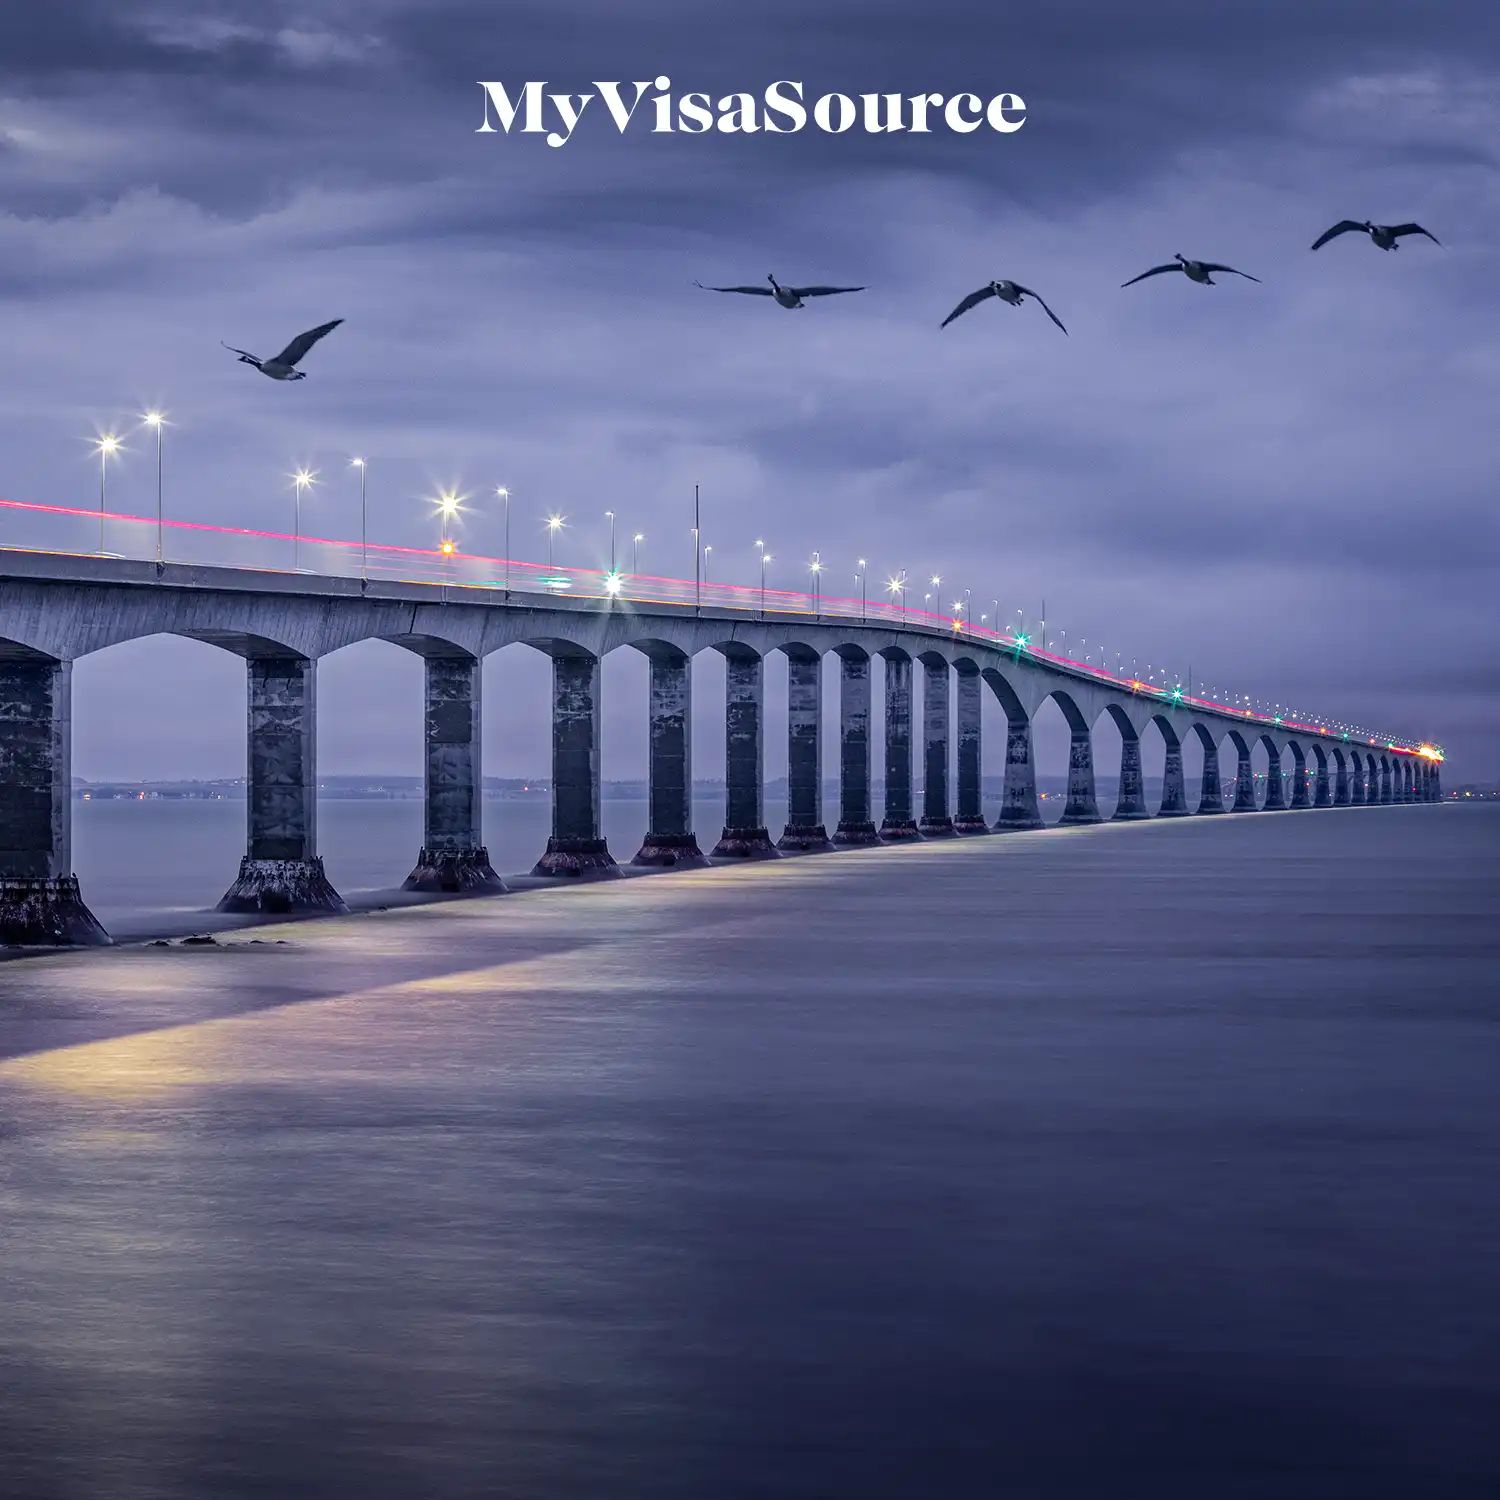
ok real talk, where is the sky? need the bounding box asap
[1,0,1496,785]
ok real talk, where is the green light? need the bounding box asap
[1171,686,1184,701]
[1014,633,1030,648]
[1273,715,1283,725]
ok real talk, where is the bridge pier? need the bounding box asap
[919,658,955,836]
[1380,759,1394,804]
[1431,765,1442,801]
[880,653,920,839]
[533,652,618,878]
[1314,754,1332,807]
[832,653,879,844]
[712,649,777,858]
[217,657,345,915]
[1334,754,1351,805]
[1263,752,1288,811]
[1231,745,1257,811]
[0,657,109,946]
[1058,727,1103,825]
[1402,762,1415,802]
[1112,732,1150,820]
[1159,738,1190,816]
[633,650,706,867]
[403,655,501,892]
[1290,752,1312,809]
[779,649,832,852]
[994,718,1042,830]
[1196,740,1224,813]
[953,664,987,833]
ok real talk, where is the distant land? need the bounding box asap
[71,774,1490,802]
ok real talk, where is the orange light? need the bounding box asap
[440,539,455,556]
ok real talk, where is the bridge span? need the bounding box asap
[1,547,1441,946]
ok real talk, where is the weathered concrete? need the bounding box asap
[953,663,987,833]
[1290,747,1312,809]
[0,657,109,945]
[403,655,501,892]
[1059,727,1103,826]
[1263,745,1288,811]
[918,657,955,836]
[1159,734,1190,816]
[1314,748,1332,808]
[1431,765,1442,801]
[219,657,346,914]
[994,719,1043,830]
[713,649,778,859]
[778,648,832,852]
[880,652,919,839]
[832,651,878,844]
[1196,734,1225,814]
[1380,758,1394,805]
[534,652,618,878]
[1350,755,1367,805]
[1334,751,1351,806]
[1232,742,1258,812]
[633,649,706,868]
[1113,731,1150,820]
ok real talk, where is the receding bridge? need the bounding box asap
[1,550,1442,946]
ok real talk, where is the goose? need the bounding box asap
[1121,254,1260,288]
[942,279,1067,333]
[695,274,864,310]
[221,318,344,380]
[1311,219,1440,252]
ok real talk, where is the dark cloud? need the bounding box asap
[1,0,1496,776]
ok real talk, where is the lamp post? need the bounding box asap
[605,509,616,573]
[93,434,120,555]
[142,413,165,567]
[888,571,907,623]
[633,532,643,575]
[436,489,461,600]
[760,549,772,617]
[703,544,712,585]
[546,512,565,570]
[291,468,316,572]
[350,457,367,583]
[810,551,822,616]
[857,558,867,620]
[962,587,971,633]
[496,486,511,594]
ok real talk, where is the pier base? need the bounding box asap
[218,855,347,914]
[532,836,620,879]
[632,832,709,869]
[712,826,781,860]
[402,846,503,893]
[0,876,111,947]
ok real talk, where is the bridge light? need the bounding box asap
[143,411,165,430]
[604,570,623,595]
[350,455,365,468]
[440,538,456,556]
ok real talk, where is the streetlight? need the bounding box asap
[350,458,368,584]
[141,413,166,567]
[857,558,867,621]
[546,512,565,569]
[291,467,316,571]
[435,489,463,600]
[760,549,772,616]
[93,433,121,555]
[633,532,643,575]
[810,551,822,615]
[888,571,907,622]
[605,509,616,573]
[497,486,511,593]
[703,543,713,584]
[962,587,971,633]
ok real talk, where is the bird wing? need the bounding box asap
[1014,285,1068,334]
[1310,220,1365,250]
[1120,264,1179,287]
[1200,264,1261,282]
[694,280,774,295]
[1390,222,1441,245]
[220,341,259,361]
[940,286,997,327]
[272,319,344,367]
[790,285,865,297]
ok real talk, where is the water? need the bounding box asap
[3,806,1497,1497]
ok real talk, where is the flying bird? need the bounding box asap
[1310,219,1441,252]
[1121,254,1261,288]
[221,319,344,380]
[695,274,864,310]
[941,279,1067,333]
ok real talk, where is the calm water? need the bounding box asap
[3,806,1497,1497]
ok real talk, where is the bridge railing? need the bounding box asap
[0,494,1427,757]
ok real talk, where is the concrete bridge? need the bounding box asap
[1,551,1441,946]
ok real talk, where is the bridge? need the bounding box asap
[1,499,1442,946]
